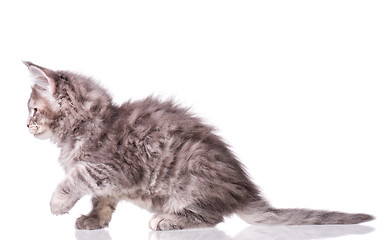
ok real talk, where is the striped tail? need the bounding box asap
[238,200,374,225]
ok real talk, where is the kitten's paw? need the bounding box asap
[50,191,77,215]
[76,215,108,230]
[149,214,183,231]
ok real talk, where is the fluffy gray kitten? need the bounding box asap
[24,61,373,230]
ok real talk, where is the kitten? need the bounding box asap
[24,61,373,230]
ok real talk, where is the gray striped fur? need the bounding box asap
[24,62,373,230]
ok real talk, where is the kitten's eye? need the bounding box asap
[34,108,38,112]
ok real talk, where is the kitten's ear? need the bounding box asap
[23,61,56,94]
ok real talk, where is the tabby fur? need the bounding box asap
[24,61,373,230]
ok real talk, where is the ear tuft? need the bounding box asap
[22,61,33,67]
[24,61,56,94]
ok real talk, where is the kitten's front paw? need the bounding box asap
[149,214,183,231]
[76,215,108,230]
[50,190,78,215]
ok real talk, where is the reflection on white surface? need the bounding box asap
[149,228,230,240]
[235,225,374,240]
[74,224,374,240]
[75,229,112,240]
[149,225,374,240]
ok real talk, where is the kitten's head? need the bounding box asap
[25,61,112,141]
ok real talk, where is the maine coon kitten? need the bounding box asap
[24,61,373,230]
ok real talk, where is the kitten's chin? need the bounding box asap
[34,129,53,140]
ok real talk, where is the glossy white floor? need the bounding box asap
[3,198,381,240]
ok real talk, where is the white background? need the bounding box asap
[0,1,383,239]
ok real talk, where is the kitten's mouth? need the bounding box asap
[28,125,52,139]
[28,125,40,134]
[33,129,52,139]
[34,131,45,136]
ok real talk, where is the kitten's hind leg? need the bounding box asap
[149,212,224,231]
[76,196,118,230]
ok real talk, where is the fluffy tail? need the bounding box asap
[238,200,374,225]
